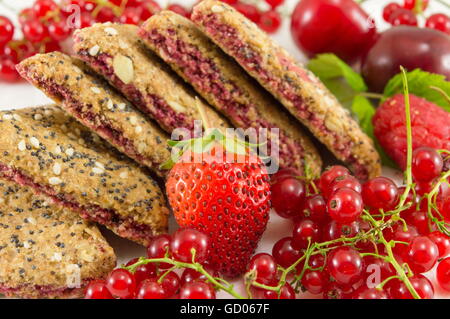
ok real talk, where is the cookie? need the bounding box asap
[139,11,322,176]
[192,0,381,180]
[72,23,230,135]
[16,52,171,178]
[0,179,116,299]
[0,105,169,245]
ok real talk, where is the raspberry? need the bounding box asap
[373,94,450,169]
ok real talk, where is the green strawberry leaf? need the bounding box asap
[383,69,450,112]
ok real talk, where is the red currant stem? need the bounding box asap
[377,275,402,290]
[426,170,450,236]
[123,257,246,299]
[437,149,450,156]
[157,266,177,284]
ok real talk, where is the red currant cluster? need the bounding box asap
[382,0,450,34]
[267,146,450,299]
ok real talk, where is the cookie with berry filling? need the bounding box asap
[0,179,116,299]
[139,11,322,176]
[192,0,381,180]
[0,105,169,245]
[16,52,171,178]
[72,23,229,134]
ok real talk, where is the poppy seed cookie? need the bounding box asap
[16,52,171,178]
[72,23,229,134]
[192,0,381,180]
[0,106,169,245]
[139,11,322,176]
[0,179,116,299]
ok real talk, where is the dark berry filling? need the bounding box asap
[0,278,92,298]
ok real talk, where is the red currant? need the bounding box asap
[258,11,282,34]
[406,236,439,274]
[96,6,117,23]
[147,234,172,269]
[327,188,363,224]
[33,0,58,17]
[292,219,321,250]
[362,255,395,283]
[0,16,14,45]
[362,177,399,211]
[352,286,388,299]
[405,211,434,235]
[48,20,70,41]
[220,0,239,5]
[429,231,450,258]
[247,253,278,285]
[84,280,113,299]
[19,8,35,24]
[78,12,95,28]
[384,224,418,261]
[271,177,306,218]
[136,278,167,299]
[426,14,450,34]
[157,271,180,298]
[170,228,209,263]
[323,281,353,299]
[125,258,157,285]
[387,275,434,299]
[412,147,443,182]
[180,265,217,286]
[233,3,261,23]
[120,8,142,25]
[390,8,418,26]
[322,220,359,241]
[272,237,302,269]
[168,4,190,18]
[301,270,328,294]
[437,257,450,291]
[0,58,20,83]
[271,168,301,183]
[179,282,216,299]
[106,268,136,299]
[319,166,350,197]
[260,283,296,299]
[403,0,429,12]
[265,0,285,9]
[302,195,327,224]
[22,20,47,43]
[383,3,402,22]
[327,247,363,286]
[329,175,362,195]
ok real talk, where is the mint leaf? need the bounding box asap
[383,69,450,112]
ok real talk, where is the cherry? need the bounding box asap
[125,258,157,285]
[168,4,190,18]
[387,275,434,299]
[157,271,181,298]
[352,286,388,299]
[0,17,14,46]
[327,247,363,286]
[383,3,402,22]
[291,0,378,64]
[0,58,21,83]
[272,237,302,269]
[292,219,321,250]
[120,8,142,25]
[302,195,327,224]
[322,220,359,242]
[426,14,450,35]
[436,257,450,291]
[84,280,113,299]
[319,166,350,197]
[170,228,209,263]
[106,268,136,299]
[265,0,284,9]
[390,9,418,26]
[327,188,363,224]
[362,177,399,211]
[329,175,362,195]
[48,20,70,41]
[258,11,282,34]
[301,270,328,294]
[429,231,450,258]
[179,282,216,299]
[147,234,172,269]
[136,279,167,299]
[260,283,296,299]
[403,0,429,12]
[233,3,261,23]
[406,236,439,274]
[412,147,443,183]
[33,0,58,17]
[271,177,306,219]
[248,253,278,285]
[22,20,47,43]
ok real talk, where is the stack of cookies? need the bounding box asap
[4,0,380,298]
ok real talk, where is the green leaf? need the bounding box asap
[383,69,450,112]
[308,53,368,94]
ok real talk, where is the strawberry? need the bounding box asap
[165,134,271,278]
[373,94,450,169]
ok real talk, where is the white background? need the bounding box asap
[0,0,449,299]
